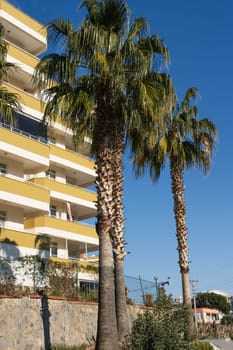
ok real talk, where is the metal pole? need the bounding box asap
[139,275,145,304]
[190,280,199,331]
[85,242,88,259]
[154,276,159,300]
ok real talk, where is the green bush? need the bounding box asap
[123,308,194,350]
[193,342,213,350]
[221,314,233,325]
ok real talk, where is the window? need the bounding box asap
[50,205,57,218]
[0,211,6,227]
[46,169,56,179]
[17,113,47,140]
[0,163,7,176]
[79,280,98,294]
[79,281,98,299]
[50,242,58,257]
[68,246,78,260]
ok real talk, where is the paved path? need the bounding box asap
[205,338,233,350]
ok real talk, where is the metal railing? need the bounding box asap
[0,121,48,144]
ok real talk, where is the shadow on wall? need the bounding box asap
[40,290,51,350]
[34,234,51,256]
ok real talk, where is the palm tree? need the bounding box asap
[132,87,217,340]
[0,23,21,124]
[34,1,172,348]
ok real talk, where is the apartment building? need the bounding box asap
[195,308,222,324]
[0,0,98,287]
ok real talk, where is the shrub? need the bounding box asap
[123,307,194,350]
[221,314,233,325]
[193,342,213,350]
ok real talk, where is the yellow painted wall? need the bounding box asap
[0,0,46,38]
[0,127,49,157]
[50,145,95,170]
[25,216,97,238]
[0,227,45,250]
[29,178,96,203]
[2,83,45,112]
[0,176,50,203]
[8,43,39,69]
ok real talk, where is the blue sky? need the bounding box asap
[8,0,233,299]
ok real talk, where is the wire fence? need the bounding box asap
[0,255,159,304]
[124,274,156,304]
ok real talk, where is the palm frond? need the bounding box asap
[46,19,75,48]
[34,54,77,89]
[181,87,199,112]
[127,17,148,41]
[0,88,21,125]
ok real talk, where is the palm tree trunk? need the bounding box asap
[96,224,119,350]
[182,270,194,341]
[112,129,129,344]
[170,157,194,341]
[94,103,119,350]
[114,255,129,344]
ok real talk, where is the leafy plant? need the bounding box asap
[0,258,16,285]
[123,307,194,350]
[144,293,154,307]
[193,342,213,350]
[0,255,98,301]
[221,314,233,325]
[17,255,49,290]
[79,263,98,274]
[123,288,201,349]
[80,290,98,302]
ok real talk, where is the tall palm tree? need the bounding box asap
[132,87,217,340]
[0,23,21,124]
[34,1,172,348]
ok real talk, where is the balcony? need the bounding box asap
[24,216,98,246]
[1,85,92,159]
[0,228,98,262]
[0,0,47,55]
[2,83,45,117]
[7,42,39,70]
[0,122,49,171]
[50,238,99,262]
[7,42,40,93]
[49,144,96,187]
[28,178,97,219]
[0,227,47,252]
[0,176,50,214]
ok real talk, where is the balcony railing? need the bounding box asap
[0,121,47,144]
[24,216,98,239]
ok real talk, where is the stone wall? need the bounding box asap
[0,296,141,350]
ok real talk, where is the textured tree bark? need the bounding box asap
[96,227,119,350]
[170,157,194,341]
[181,269,194,341]
[94,98,120,350]
[114,256,129,344]
[112,129,129,345]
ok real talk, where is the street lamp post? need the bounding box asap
[154,276,171,300]
[190,280,199,331]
